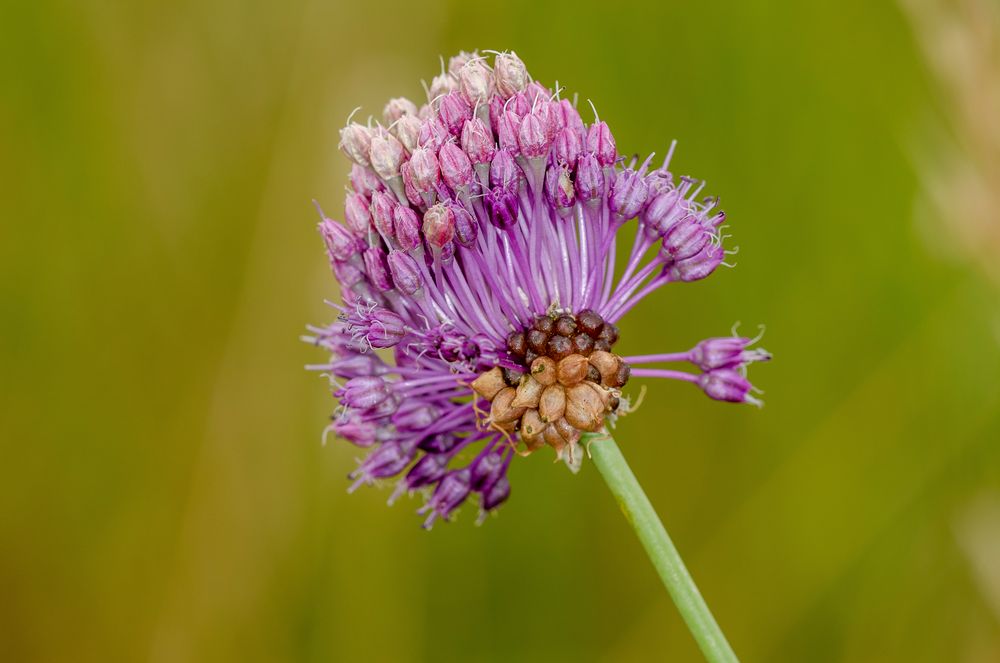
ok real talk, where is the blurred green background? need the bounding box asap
[3,0,1000,661]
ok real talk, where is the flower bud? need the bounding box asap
[662,215,711,262]
[427,72,455,101]
[690,337,772,371]
[438,91,473,137]
[362,246,393,291]
[344,192,372,235]
[392,206,421,251]
[489,149,520,190]
[401,453,449,494]
[517,112,549,160]
[422,203,455,249]
[417,116,449,152]
[351,439,417,483]
[524,80,550,105]
[642,189,683,236]
[585,120,616,167]
[460,118,496,165]
[552,127,582,167]
[556,99,585,138]
[609,169,649,219]
[438,141,473,189]
[333,415,378,447]
[452,205,478,247]
[330,353,383,379]
[387,249,423,294]
[422,468,472,527]
[545,163,575,213]
[469,446,506,491]
[494,52,529,98]
[332,259,365,287]
[481,475,510,511]
[574,152,605,204]
[669,244,724,282]
[391,113,422,153]
[360,308,406,348]
[349,163,383,196]
[339,122,372,166]
[369,130,405,180]
[698,369,762,407]
[457,59,494,106]
[319,218,362,261]
[509,91,532,118]
[486,186,519,229]
[369,190,397,240]
[399,162,422,207]
[496,110,522,154]
[390,402,437,431]
[384,97,417,125]
[336,375,389,409]
[407,146,440,194]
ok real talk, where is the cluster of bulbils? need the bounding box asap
[305,50,770,528]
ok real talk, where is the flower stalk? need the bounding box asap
[586,432,739,663]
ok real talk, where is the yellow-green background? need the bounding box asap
[3,0,999,661]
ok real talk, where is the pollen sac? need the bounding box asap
[471,309,631,455]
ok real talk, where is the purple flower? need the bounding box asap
[306,50,769,527]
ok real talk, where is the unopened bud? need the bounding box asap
[669,244,724,282]
[496,110,522,154]
[545,163,575,213]
[553,127,582,167]
[392,205,421,251]
[460,118,496,165]
[690,336,772,371]
[642,189,683,236]
[417,116,449,152]
[494,52,528,98]
[609,169,649,219]
[662,215,711,262]
[438,91,473,137]
[383,97,418,124]
[407,147,440,194]
[452,205,478,247]
[339,122,373,166]
[336,375,389,409]
[369,130,405,180]
[585,120,616,167]
[391,113,422,153]
[574,152,605,204]
[517,112,549,159]
[438,141,473,189]
[319,218,362,261]
[698,369,762,407]
[349,163,383,196]
[457,59,494,106]
[386,249,423,294]
[422,203,455,248]
[344,192,372,235]
[362,246,392,291]
[369,190,397,239]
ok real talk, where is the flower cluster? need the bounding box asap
[305,50,769,527]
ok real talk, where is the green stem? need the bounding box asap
[586,432,739,663]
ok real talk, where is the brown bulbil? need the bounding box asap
[571,333,595,355]
[554,314,577,337]
[512,375,544,408]
[598,323,619,345]
[501,367,522,386]
[607,361,631,388]
[543,424,567,453]
[471,367,506,400]
[527,329,549,354]
[506,330,527,356]
[586,365,601,383]
[538,384,566,422]
[533,315,554,334]
[576,309,604,337]
[490,386,526,424]
[546,334,573,361]
[521,409,547,451]
[556,354,590,386]
[554,418,581,445]
[593,339,612,352]
[588,350,619,383]
[564,383,607,432]
[530,356,557,386]
[524,349,540,366]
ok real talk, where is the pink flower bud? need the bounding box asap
[363,246,393,291]
[438,142,473,189]
[457,59,494,106]
[399,162,422,207]
[585,120,617,167]
[382,97,418,124]
[609,169,649,219]
[338,123,372,167]
[691,337,772,372]
[391,114,422,153]
[349,164,383,197]
[488,94,505,132]
[517,112,549,159]
[319,218,361,261]
[369,130,405,180]
[668,243,724,282]
[545,164,575,213]
[661,215,711,262]
[422,203,455,248]
[698,369,762,407]
[387,249,423,295]
[344,192,372,235]
[496,110,522,154]
[494,52,528,98]
[438,92,472,137]
[427,72,455,101]
[552,127,582,167]
[509,91,531,117]
[392,206,421,251]
[460,118,496,165]
[407,147,440,194]
[369,190,397,239]
[417,116,449,153]
[574,152,605,204]
[448,50,477,76]
[452,205,478,247]
[642,189,683,236]
[332,258,365,287]
[556,99,585,139]
[524,81,550,105]
[489,149,520,191]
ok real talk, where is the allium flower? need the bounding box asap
[305,50,769,528]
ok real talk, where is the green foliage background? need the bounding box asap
[2,0,999,661]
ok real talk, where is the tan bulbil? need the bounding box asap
[471,367,506,401]
[520,409,547,451]
[564,383,607,432]
[511,375,544,409]
[538,384,567,422]
[556,354,590,386]
[588,350,620,384]
[490,387,526,425]
[530,356,557,386]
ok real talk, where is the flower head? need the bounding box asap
[305,50,769,527]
